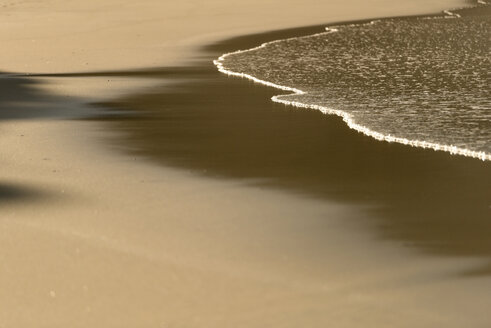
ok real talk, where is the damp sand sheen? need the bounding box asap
[0,0,490,327]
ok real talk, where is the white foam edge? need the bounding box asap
[443,9,462,18]
[213,19,490,162]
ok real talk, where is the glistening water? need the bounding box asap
[217,3,490,160]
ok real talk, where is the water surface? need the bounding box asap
[218,3,490,159]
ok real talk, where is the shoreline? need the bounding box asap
[213,1,490,162]
[85,4,491,264]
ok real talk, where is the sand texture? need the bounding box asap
[1,0,490,327]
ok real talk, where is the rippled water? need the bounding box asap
[217,3,490,160]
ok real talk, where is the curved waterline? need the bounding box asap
[214,8,490,162]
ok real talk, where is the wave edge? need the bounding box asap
[213,4,491,162]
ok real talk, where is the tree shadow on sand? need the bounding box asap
[0,72,97,120]
[0,183,46,205]
[28,7,491,273]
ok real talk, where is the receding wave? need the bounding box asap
[214,1,491,161]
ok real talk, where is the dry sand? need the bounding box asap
[1,0,490,327]
[0,0,466,73]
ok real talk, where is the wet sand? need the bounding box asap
[1,0,491,327]
[88,9,491,264]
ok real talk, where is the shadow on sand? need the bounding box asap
[18,7,491,273]
[0,183,46,205]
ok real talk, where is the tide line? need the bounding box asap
[213,16,490,162]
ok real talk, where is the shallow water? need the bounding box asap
[219,3,490,159]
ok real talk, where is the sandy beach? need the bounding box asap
[1,0,490,327]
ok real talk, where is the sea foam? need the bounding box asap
[214,3,490,161]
